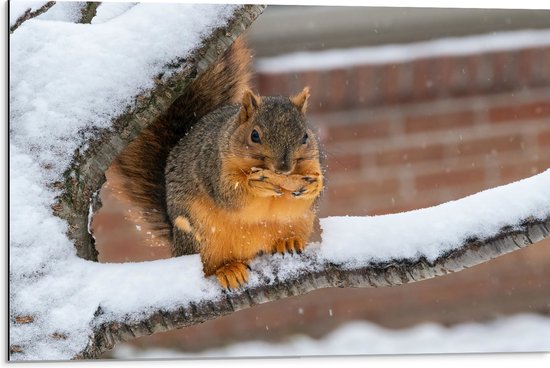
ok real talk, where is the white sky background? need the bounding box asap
[4,2,550,366]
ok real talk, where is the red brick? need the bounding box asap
[437,56,477,96]
[517,48,536,86]
[375,144,446,166]
[370,65,385,104]
[435,56,455,94]
[415,167,486,191]
[474,53,494,92]
[527,48,550,87]
[491,51,517,90]
[499,162,546,183]
[456,56,478,95]
[412,58,437,100]
[380,63,400,104]
[354,65,377,106]
[539,130,550,147]
[541,48,550,84]
[256,73,289,96]
[397,62,414,101]
[294,71,325,112]
[456,134,523,156]
[324,120,390,143]
[325,68,350,110]
[369,194,459,215]
[323,152,363,173]
[327,178,400,202]
[405,110,475,133]
[488,100,550,123]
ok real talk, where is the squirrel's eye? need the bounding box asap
[251,129,261,144]
[302,133,308,145]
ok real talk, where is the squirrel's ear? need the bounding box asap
[290,86,310,114]
[239,89,261,124]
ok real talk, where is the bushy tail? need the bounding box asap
[111,37,252,245]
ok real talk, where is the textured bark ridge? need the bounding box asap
[79,2,101,24]
[51,4,267,261]
[79,216,550,358]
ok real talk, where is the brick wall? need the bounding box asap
[97,42,550,355]
[255,45,550,218]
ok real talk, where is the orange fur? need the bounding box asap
[190,193,316,276]
[192,155,323,277]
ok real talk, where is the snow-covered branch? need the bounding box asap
[9,1,549,361]
[9,0,55,32]
[80,209,550,358]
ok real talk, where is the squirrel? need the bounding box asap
[112,37,324,289]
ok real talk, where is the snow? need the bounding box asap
[319,170,550,267]
[9,0,49,26]
[256,29,550,73]
[9,2,550,361]
[92,2,137,24]
[36,1,85,23]
[10,1,238,183]
[111,313,550,358]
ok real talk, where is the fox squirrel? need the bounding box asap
[113,37,324,289]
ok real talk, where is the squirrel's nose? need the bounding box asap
[274,160,293,175]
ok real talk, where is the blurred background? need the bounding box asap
[92,4,550,358]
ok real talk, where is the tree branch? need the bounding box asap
[78,2,101,24]
[9,1,56,33]
[79,215,549,358]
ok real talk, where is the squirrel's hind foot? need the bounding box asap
[215,261,249,290]
[273,237,305,256]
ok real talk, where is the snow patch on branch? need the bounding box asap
[10,2,237,183]
[319,170,550,267]
[36,1,85,23]
[91,2,137,24]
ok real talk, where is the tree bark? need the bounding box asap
[79,2,101,24]
[78,216,549,359]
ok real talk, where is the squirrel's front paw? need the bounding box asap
[215,261,249,290]
[273,237,305,256]
[247,170,283,197]
[291,175,322,199]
